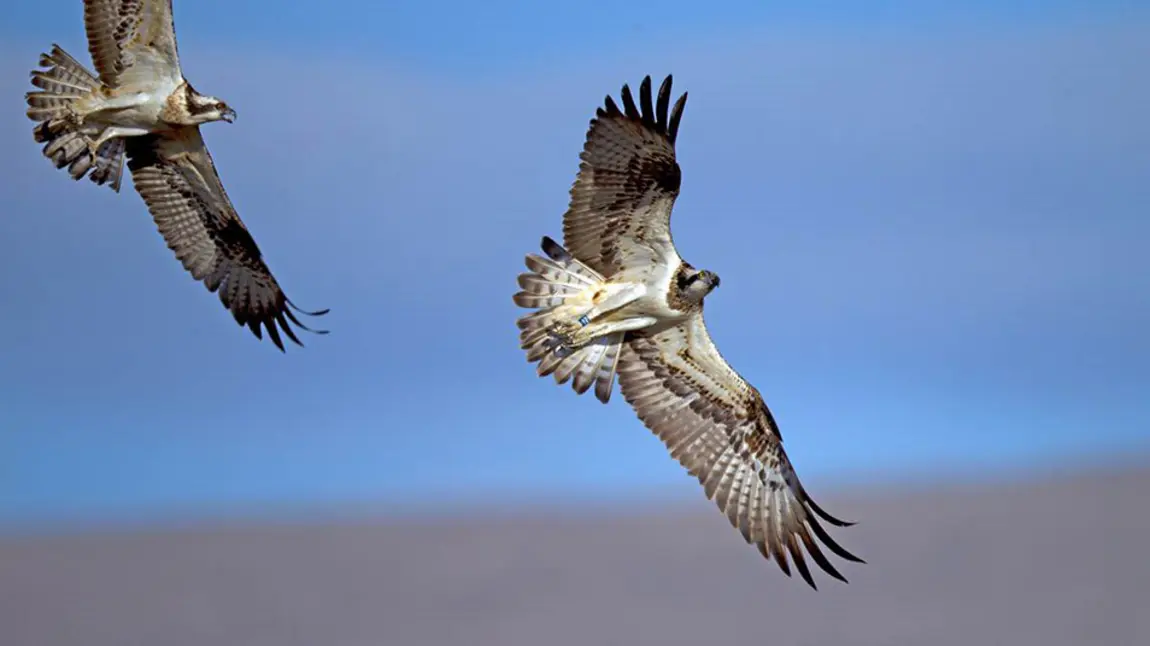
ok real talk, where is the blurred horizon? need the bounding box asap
[2,1,1147,534]
[4,462,1148,645]
[3,452,1148,538]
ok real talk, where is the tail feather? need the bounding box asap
[25,44,125,192]
[25,45,100,121]
[513,236,625,404]
[512,252,599,309]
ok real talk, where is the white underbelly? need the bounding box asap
[635,290,684,321]
[99,98,165,130]
[91,79,180,131]
[611,277,681,322]
[645,258,686,316]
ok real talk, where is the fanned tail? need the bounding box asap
[25,44,125,192]
[513,236,625,403]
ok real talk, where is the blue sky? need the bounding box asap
[1,1,1147,531]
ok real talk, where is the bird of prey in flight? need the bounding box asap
[513,75,864,588]
[25,0,327,351]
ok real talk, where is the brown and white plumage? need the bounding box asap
[514,75,863,587]
[27,1,186,192]
[83,0,182,88]
[515,237,625,403]
[618,317,864,588]
[27,45,129,191]
[562,75,687,282]
[127,129,329,350]
[24,0,327,350]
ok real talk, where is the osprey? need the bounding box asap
[513,75,864,588]
[24,0,327,351]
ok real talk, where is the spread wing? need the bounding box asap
[616,315,864,588]
[124,127,329,351]
[84,0,182,87]
[562,75,687,279]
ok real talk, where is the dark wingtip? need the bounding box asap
[667,91,687,146]
[786,538,817,589]
[802,529,852,585]
[286,298,330,318]
[655,75,672,133]
[619,82,640,120]
[807,494,858,528]
[601,95,621,117]
[747,491,864,588]
[283,311,327,337]
[267,319,287,352]
[540,236,570,262]
[638,76,655,128]
[603,74,686,146]
[240,298,331,352]
[806,511,866,565]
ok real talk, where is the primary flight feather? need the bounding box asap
[513,75,864,588]
[24,0,327,351]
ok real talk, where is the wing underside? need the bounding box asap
[84,0,182,87]
[561,75,688,279]
[617,314,864,587]
[124,127,328,350]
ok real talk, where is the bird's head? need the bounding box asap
[676,265,721,306]
[186,85,236,125]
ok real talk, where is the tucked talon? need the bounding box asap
[577,314,590,326]
[64,105,83,128]
[546,320,586,355]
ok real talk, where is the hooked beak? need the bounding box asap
[221,107,236,123]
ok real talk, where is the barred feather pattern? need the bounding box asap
[25,45,126,192]
[514,236,625,403]
[83,0,182,88]
[124,128,329,351]
[616,318,866,588]
[561,74,686,280]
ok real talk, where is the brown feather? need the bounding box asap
[124,127,328,351]
[83,0,181,87]
[25,44,126,192]
[616,314,864,588]
[513,237,625,403]
[561,75,687,278]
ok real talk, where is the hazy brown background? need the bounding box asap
[3,460,1147,646]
